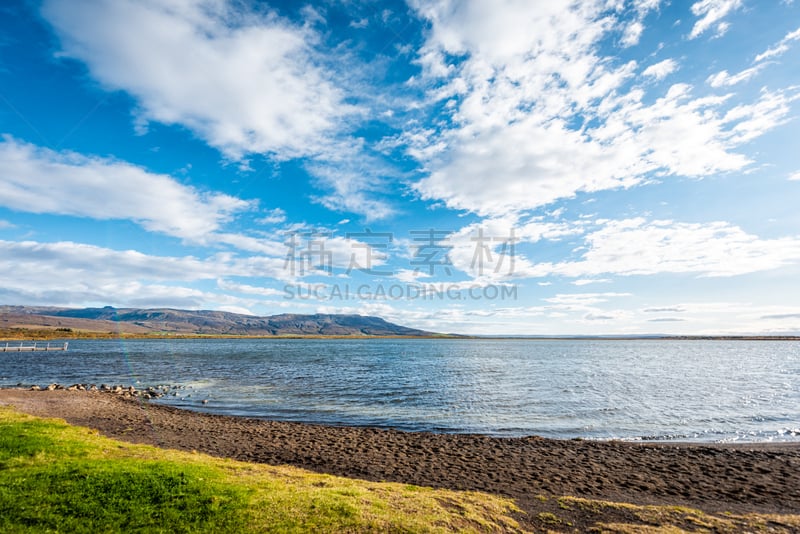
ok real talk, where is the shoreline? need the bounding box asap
[11,382,799,444]
[157,403,800,446]
[1,388,799,521]
[4,327,800,341]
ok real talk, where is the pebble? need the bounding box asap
[20,382,183,400]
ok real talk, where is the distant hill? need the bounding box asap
[0,306,435,337]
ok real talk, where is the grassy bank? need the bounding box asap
[2,406,800,532]
[0,407,521,532]
[0,327,459,341]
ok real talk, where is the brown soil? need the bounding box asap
[2,389,799,532]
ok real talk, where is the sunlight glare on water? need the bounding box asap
[2,338,798,442]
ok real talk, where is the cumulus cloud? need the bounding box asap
[703,26,800,92]
[546,218,800,278]
[620,20,645,47]
[41,0,348,160]
[41,0,393,220]
[720,88,799,144]
[688,0,742,39]
[542,293,633,325]
[392,269,432,284]
[0,136,252,240]
[642,59,678,80]
[706,65,765,87]
[620,0,662,47]
[434,211,800,284]
[443,215,580,279]
[255,208,287,226]
[572,279,611,286]
[0,239,273,281]
[544,292,632,308]
[407,1,791,217]
[216,279,283,297]
[0,137,386,269]
[306,156,397,222]
[583,313,618,321]
[0,282,211,310]
[755,27,800,62]
[760,313,800,320]
[0,239,287,308]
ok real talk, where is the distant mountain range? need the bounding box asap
[0,306,435,337]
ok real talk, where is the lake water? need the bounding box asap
[2,338,799,443]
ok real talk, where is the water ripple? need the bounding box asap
[2,338,799,442]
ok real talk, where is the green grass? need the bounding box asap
[4,407,800,533]
[0,412,246,532]
[0,407,523,533]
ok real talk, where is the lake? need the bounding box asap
[1,338,798,442]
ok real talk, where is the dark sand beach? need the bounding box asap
[2,389,799,531]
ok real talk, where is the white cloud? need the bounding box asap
[720,88,799,144]
[41,0,349,161]
[706,65,765,87]
[635,302,800,335]
[0,239,271,281]
[642,306,686,313]
[688,0,742,39]
[216,305,255,315]
[255,208,287,226]
[216,279,282,297]
[214,227,388,278]
[757,44,790,63]
[755,27,800,62]
[306,155,396,221]
[632,0,663,12]
[789,171,800,181]
[443,215,581,279]
[642,59,678,80]
[408,1,791,217]
[41,0,394,220]
[759,310,800,320]
[545,218,800,278]
[0,279,248,311]
[0,239,286,308]
[0,239,301,312]
[543,292,632,310]
[0,136,252,240]
[572,278,611,286]
[211,232,286,256]
[620,20,645,47]
[620,0,662,47]
[0,138,387,266]
[583,311,630,322]
[0,220,15,229]
[393,269,432,284]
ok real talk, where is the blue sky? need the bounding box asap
[1,0,800,335]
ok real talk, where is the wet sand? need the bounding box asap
[2,389,799,529]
